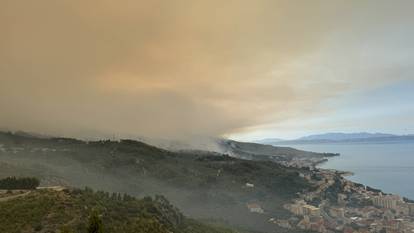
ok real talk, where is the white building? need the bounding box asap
[245,183,255,188]
[372,194,402,209]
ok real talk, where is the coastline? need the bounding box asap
[276,154,414,233]
[315,149,414,203]
[287,142,414,201]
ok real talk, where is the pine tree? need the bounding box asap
[87,210,104,233]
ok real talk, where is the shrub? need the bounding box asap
[0,177,40,190]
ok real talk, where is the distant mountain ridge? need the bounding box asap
[255,132,414,145]
[297,132,396,141]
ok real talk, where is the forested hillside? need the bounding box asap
[0,188,237,233]
[0,132,316,232]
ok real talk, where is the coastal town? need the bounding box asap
[232,147,414,233]
[272,168,414,233]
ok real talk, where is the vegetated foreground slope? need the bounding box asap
[0,132,316,233]
[0,188,236,233]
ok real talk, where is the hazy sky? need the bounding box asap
[1,0,414,141]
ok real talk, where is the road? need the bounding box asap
[0,191,31,202]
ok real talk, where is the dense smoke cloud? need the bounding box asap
[1,0,414,139]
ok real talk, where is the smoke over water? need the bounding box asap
[1,0,414,140]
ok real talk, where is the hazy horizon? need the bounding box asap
[2,0,414,142]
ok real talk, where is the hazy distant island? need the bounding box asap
[254,132,414,145]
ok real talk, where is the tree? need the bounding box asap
[87,210,104,233]
[0,176,40,190]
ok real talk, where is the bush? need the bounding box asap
[87,210,104,233]
[0,177,40,190]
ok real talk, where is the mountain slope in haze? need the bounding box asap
[219,140,338,166]
[252,138,285,145]
[0,131,316,233]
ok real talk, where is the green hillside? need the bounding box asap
[0,132,316,232]
[0,188,236,233]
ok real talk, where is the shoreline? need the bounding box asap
[279,157,414,233]
[314,150,412,201]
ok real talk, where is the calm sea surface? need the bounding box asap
[280,142,414,199]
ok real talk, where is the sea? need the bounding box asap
[280,142,414,200]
